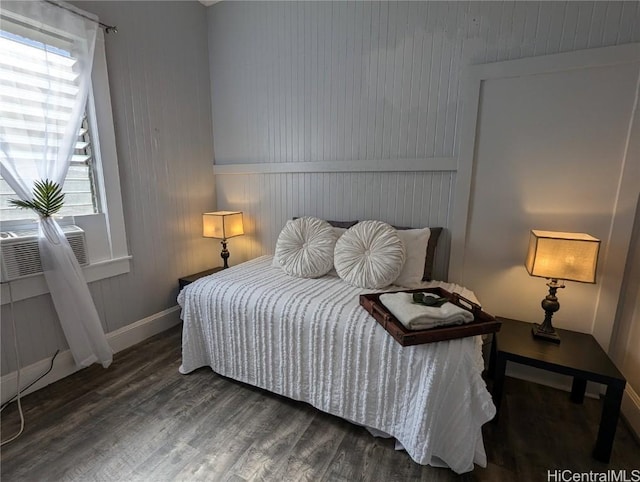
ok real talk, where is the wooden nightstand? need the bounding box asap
[490,317,626,463]
[179,267,224,290]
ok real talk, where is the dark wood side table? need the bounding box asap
[179,267,224,290]
[491,317,626,463]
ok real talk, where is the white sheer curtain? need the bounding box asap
[0,1,112,368]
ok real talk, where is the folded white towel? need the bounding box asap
[379,292,474,331]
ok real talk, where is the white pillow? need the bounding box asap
[274,217,337,278]
[273,226,345,270]
[394,228,431,287]
[334,220,406,289]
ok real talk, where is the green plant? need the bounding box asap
[9,179,65,218]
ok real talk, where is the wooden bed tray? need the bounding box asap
[359,287,501,346]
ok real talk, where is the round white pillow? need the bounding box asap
[275,217,337,278]
[334,220,406,289]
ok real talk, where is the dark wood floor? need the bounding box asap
[1,325,638,481]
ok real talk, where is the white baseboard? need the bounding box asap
[1,305,181,404]
[622,385,640,440]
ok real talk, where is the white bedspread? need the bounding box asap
[178,256,495,474]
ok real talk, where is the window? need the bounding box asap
[0,6,130,303]
[0,28,100,219]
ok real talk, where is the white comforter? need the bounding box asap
[178,256,495,474]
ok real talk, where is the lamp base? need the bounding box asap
[220,239,229,269]
[531,323,561,344]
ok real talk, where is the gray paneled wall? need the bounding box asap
[216,171,453,279]
[209,1,640,164]
[1,1,215,374]
[208,1,640,271]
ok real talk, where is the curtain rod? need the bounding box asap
[44,0,118,34]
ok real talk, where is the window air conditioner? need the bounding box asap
[0,225,89,282]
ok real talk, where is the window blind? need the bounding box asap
[0,26,99,222]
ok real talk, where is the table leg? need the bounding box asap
[491,353,507,423]
[570,377,587,404]
[592,383,625,463]
[488,333,497,379]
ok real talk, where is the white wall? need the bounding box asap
[1,1,215,375]
[461,53,638,339]
[207,1,640,274]
[611,196,640,436]
[455,46,639,426]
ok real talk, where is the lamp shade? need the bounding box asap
[202,211,244,239]
[525,230,600,283]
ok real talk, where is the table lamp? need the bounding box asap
[524,230,600,344]
[203,211,244,269]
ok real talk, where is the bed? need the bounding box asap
[178,255,495,474]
